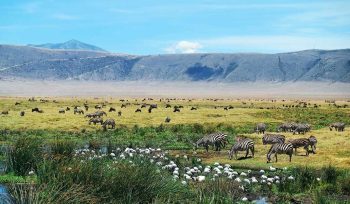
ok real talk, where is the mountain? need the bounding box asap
[28,39,107,52]
[0,44,349,82]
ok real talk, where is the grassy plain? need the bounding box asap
[0,97,350,169]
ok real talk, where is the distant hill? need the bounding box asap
[28,39,107,52]
[0,44,349,82]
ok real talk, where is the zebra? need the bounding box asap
[308,135,317,154]
[89,118,103,125]
[293,123,311,135]
[229,137,254,160]
[262,133,285,145]
[194,133,227,152]
[267,143,293,163]
[255,123,266,134]
[288,138,310,156]
[277,122,293,132]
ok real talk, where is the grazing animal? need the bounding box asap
[121,104,127,108]
[165,104,171,108]
[267,143,293,163]
[288,138,310,156]
[1,110,9,115]
[165,117,171,123]
[308,136,317,154]
[89,118,103,125]
[85,113,96,118]
[102,119,116,130]
[195,133,227,152]
[224,107,228,111]
[95,105,102,109]
[277,123,293,132]
[66,107,70,111]
[173,107,180,112]
[150,104,158,109]
[190,107,197,110]
[109,107,116,112]
[32,108,43,113]
[94,110,107,117]
[141,104,147,108]
[293,124,310,135]
[135,108,141,113]
[15,102,21,105]
[329,122,345,132]
[255,123,266,134]
[229,137,254,160]
[262,134,285,145]
[148,107,152,113]
[118,111,122,117]
[20,111,25,116]
[74,109,84,115]
[58,109,65,114]
[84,105,89,111]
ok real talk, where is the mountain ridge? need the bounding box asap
[27,39,107,52]
[0,44,349,82]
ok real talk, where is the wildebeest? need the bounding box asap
[150,104,158,109]
[95,105,102,109]
[329,122,345,132]
[255,123,266,134]
[15,102,21,105]
[32,108,43,113]
[190,107,197,110]
[1,110,9,115]
[85,113,96,118]
[135,108,141,113]
[109,107,116,112]
[74,109,84,115]
[94,110,107,117]
[121,104,127,108]
[89,118,103,125]
[173,107,180,112]
[84,105,89,111]
[165,104,171,108]
[141,104,147,108]
[148,107,153,113]
[58,109,65,114]
[66,107,71,111]
[20,111,25,116]
[165,117,171,123]
[102,119,116,130]
[293,123,310,135]
[118,111,122,117]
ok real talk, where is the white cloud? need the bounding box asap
[52,13,78,20]
[165,41,202,53]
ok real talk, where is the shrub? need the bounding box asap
[7,137,42,176]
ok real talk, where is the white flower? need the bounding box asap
[259,169,265,174]
[235,177,241,182]
[242,197,248,201]
[110,153,115,157]
[244,178,251,184]
[240,172,247,176]
[181,180,187,185]
[214,162,220,166]
[261,175,267,179]
[28,170,35,175]
[269,166,276,171]
[317,178,321,181]
[288,176,294,180]
[251,177,258,183]
[197,175,205,182]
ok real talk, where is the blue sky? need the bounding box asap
[1,0,350,54]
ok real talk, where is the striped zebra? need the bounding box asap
[262,133,285,145]
[288,138,310,156]
[229,137,254,160]
[267,143,293,163]
[195,133,227,152]
[308,135,317,154]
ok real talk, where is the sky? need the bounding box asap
[1,0,350,54]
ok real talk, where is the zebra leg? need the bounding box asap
[305,146,309,156]
[289,153,292,162]
[245,149,249,158]
[275,154,278,163]
[205,145,209,152]
[294,148,297,155]
[251,147,255,158]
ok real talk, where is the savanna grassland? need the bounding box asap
[1,96,350,203]
[0,97,349,169]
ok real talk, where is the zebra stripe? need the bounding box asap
[262,134,285,145]
[196,133,227,152]
[229,138,254,160]
[288,138,310,156]
[267,143,293,163]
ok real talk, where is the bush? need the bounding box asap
[7,137,42,176]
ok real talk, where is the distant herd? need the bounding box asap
[0,97,347,163]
